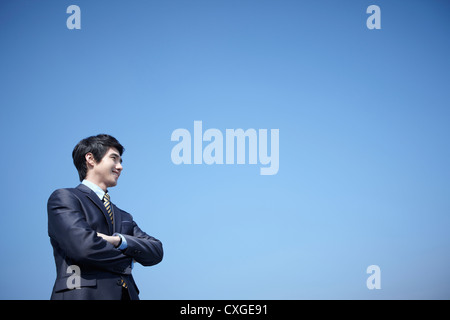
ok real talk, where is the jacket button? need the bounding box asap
[116,279,122,286]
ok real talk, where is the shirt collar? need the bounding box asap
[82,179,107,200]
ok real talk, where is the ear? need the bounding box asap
[85,152,96,168]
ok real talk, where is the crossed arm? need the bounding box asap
[48,189,163,273]
[97,232,121,247]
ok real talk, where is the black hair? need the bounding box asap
[72,134,124,182]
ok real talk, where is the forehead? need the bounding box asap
[104,147,121,158]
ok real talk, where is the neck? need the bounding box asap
[84,177,108,192]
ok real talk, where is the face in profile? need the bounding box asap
[86,147,123,189]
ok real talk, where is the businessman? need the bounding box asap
[47,134,163,300]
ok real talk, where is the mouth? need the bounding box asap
[112,170,120,178]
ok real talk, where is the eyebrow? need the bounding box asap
[110,153,123,163]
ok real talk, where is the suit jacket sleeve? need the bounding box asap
[121,221,163,267]
[47,188,132,274]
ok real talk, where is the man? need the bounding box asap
[47,134,163,300]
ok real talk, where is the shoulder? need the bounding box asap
[48,187,77,199]
[47,187,85,206]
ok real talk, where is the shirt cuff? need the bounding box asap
[113,233,128,250]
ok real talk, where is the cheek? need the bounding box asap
[99,164,112,175]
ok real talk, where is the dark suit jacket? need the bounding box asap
[47,184,163,300]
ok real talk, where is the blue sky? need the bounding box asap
[1,0,449,299]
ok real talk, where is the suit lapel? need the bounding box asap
[76,184,114,234]
[112,204,122,234]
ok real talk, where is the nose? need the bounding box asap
[116,162,123,171]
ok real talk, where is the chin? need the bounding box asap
[108,180,118,187]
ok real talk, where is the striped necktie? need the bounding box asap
[119,279,128,289]
[103,192,114,225]
[102,193,128,291]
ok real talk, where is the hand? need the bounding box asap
[97,232,121,247]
